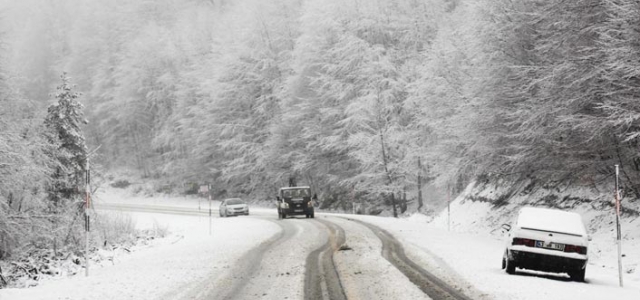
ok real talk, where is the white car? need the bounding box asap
[219,198,249,217]
[501,206,589,281]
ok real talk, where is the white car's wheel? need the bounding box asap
[503,250,516,274]
[569,268,586,282]
[505,257,516,274]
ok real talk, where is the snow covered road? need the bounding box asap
[0,209,282,300]
[92,203,468,300]
[2,197,638,300]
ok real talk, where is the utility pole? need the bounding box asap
[417,157,423,212]
[85,160,91,277]
[82,146,102,277]
[208,184,212,236]
[351,188,355,214]
[615,165,624,287]
[447,184,451,232]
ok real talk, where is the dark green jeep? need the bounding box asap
[277,186,315,219]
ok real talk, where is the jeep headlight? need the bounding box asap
[282,202,289,209]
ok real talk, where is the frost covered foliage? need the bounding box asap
[44,73,88,206]
[0,61,54,258]
[0,72,90,274]
[0,212,154,288]
[470,0,640,196]
[2,0,640,213]
[0,72,85,262]
[0,69,139,287]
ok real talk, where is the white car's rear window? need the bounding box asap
[517,207,587,236]
[226,199,244,205]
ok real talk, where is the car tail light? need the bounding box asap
[512,238,536,247]
[564,244,587,254]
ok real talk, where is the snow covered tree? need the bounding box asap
[595,0,640,196]
[464,0,608,186]
[0,46,58,257]
[178,0,303,196]
[8,0,640,215]
[44,73,88,206]
[395,2,482,213]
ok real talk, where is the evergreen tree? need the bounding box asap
[44,73,88,206]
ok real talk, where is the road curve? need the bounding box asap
[96,202,472,300]
[348,218,472,300]
[304,219,347,300]
[95,202,292,300]
[99,203,329,299]
[198,220,298,300]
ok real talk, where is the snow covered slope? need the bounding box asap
[425,181,640,293]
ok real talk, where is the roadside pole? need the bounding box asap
[615,165,624,287]
[85,161,91,277]
[447,184,451,232]
[351,188,355,214]
[208,184,212,236]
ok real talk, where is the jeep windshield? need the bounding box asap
[281,188,310,198]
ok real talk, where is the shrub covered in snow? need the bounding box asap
[0,211,165,289]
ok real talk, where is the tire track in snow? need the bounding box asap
[199,218,298,300]
[226,217,326,300]
[304,219,347,300]
[95,203,290,300]
[347,218,472,300]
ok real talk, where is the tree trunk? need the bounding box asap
[400,188,407,214]
[378,128,397,217]
[130,124,149,178]
[0,265,7,286]
[390,193,398,218]
[17,195,23,212]
[417,157,424,212]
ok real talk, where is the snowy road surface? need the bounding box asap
[1,197,638,300]
[92,203,460,300]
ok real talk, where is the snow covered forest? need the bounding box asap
[2,0,640,259]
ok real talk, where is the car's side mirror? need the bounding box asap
[501,224,512,231]
[276,196,281,201]
[588,235,592,242]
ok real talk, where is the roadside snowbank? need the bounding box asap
[0,208,280,300]
[342,180,640,300]
[4,179,637,300]
[428,182,640,288]
[342,212,639,300]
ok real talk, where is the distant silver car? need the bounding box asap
[501,207,589,281]
[219,198,249,217]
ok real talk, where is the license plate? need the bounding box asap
[536,241,565,251]
[294,209,303,212]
